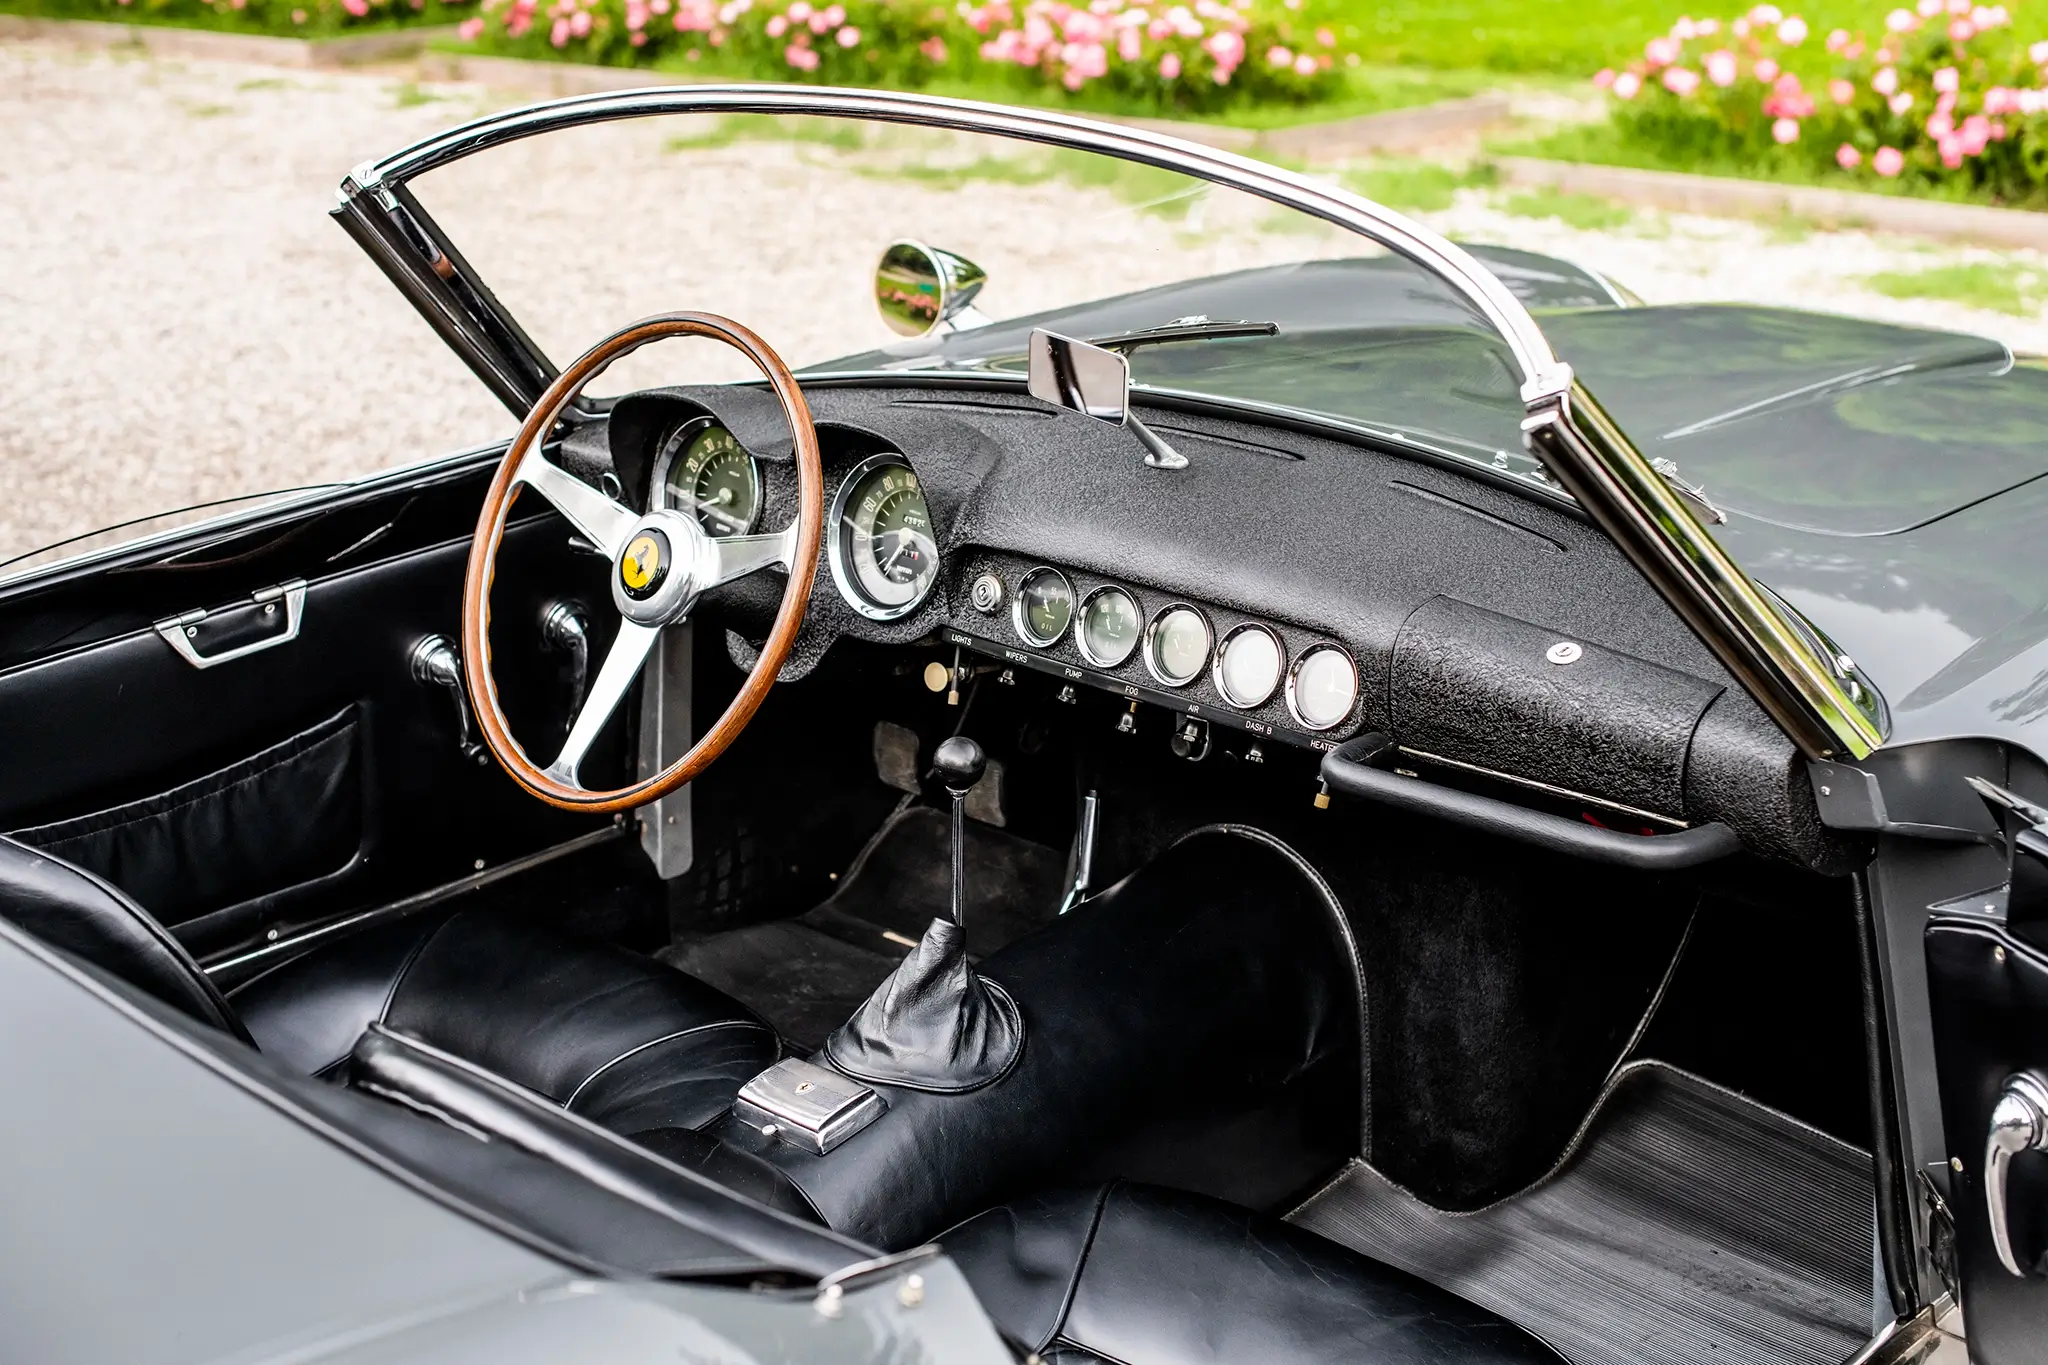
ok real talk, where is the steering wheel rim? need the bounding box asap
[460,312,824,813]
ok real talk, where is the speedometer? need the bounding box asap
[657,420,760,538]
[828,454,939,621]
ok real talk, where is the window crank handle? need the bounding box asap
[1985,1071,2048,1278]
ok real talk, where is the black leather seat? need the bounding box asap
[941,1181,1566,1365]
[0,835,778,1140]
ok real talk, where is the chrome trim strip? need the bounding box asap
[338,82,1884,762]
[1397,745,1688,830]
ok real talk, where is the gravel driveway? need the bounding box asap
[3,38,2045,567]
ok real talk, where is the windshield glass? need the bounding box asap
[407,109,1553,489]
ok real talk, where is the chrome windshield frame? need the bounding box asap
[332,82,1883,761]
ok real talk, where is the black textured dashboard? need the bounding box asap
[598,381,1857,872]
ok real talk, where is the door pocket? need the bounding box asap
[7,705,369,951]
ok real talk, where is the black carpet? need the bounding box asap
[1288,1062,1877,1365]
[663,805,1067,1049]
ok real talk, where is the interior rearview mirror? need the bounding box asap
[874,240,989,338]
[1027,329,1186,470]
[1027,330,1129,425]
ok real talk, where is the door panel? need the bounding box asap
[1927,917,2048,1362]
[0,466,625,963]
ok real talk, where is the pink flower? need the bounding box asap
[1873,145,1905,174]
[1871,65,1898,94]
[1837,142,1862,167]
[1917,0,1940,14]
[1706,49,1737,85]
[787,0,809,17]
[1926,109,1954,137]
[1203,29,1242,63]
[1889,90,1915,113]
[1117,26,1140,59]
[1885,5,1915,27]
[1697,16,1719,32]
[1828,77,1854,102]
[1932,65,1958,93]
[1754,57,1779,82]
[920,34,947,60]
[765,13,785,34]
[1266,44,1291,65]
[458,14,484,36]
[1772,115,1801,142]
[1663,65,1701,95]
[1875,45,1894,61]
[1672,15,1698,39]
[1315,25,1333,45]
[1777,16,1807,42]
[1158,51,1180,77]
[291,7,307,19]
[2031,38,2048,62]
[630,29,646,43]
[341,0,367,13]
[1948,18,1973,40]
[1613,70,1642,99]
[1293,53,1317,75]
[836,23,859,45]
[1593,67,1617,88]
[548,14,568,43]
[1825,26,1849,49]
[1936,89,1957,114]
[1939,134,1963,167]
[1732,15,1750,35]
[784,41,819,68]
[1645,35,1679,65]
[1750,3,1782,22]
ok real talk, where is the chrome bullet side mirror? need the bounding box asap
[873,240,989,338]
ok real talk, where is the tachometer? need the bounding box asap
[829,454,938,621]
[657,420,760,538]
[1076,586,1141,668]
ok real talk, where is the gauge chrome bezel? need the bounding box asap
[1074,584,1142,669]
[1212,622,1287,710]
[651,415,763,539]
[1143,602,1213,689]
[1012,566,1075,649]
[1285,642,1360,732]
[827,452,938,623]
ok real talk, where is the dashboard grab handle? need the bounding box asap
[1320,735,1742,870]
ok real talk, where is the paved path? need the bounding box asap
[3,40,2043,566]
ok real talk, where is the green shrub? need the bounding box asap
[11,0,476,36]
[456,0,1352,115]
[1591,2,2048,206]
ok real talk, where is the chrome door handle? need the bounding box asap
[1986,1070,2048,1277]
[154,580,307,669]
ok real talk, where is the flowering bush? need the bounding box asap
[1594,3,2048,204]
[55,0,473,34]
[458,0,1348,113]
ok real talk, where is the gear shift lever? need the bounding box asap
[932,735,984,930]
[823,735,1025,1092]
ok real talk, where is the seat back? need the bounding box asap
[0,835,248,1041]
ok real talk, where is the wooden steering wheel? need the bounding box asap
[460,313,824,813]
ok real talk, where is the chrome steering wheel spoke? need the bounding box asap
[706,522,800,588]
[514,447,638,560]
[542,619,661,788]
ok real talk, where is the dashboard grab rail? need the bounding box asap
[1320,735,1742,871]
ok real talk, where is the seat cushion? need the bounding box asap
[940,1181,1566,1365]
[229,907,779,1133]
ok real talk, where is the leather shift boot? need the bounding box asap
[822,916,1024,1093]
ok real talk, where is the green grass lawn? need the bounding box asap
[1314,0,1872,78]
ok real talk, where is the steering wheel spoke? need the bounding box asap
[542,619,661,788]
[708,523,800,588]
[514,448,638,559]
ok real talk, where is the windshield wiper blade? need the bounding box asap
[1090,316,1279,354]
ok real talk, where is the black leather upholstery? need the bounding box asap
[0,836,777,1140]
[231,908,780,1131]
[942,1181,1568,1364]
[710,825,1367,1248]
[823,915,1025,1092]
[0,835,248,1041]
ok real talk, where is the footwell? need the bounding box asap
[1288,1060,1877,1365]
[662,804,1066,1050]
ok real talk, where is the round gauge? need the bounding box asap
[1145,605,1212,688]
[1075,586,1142,668]
[1013,567,1074,648]
[1287,644,1359,731]
[658,421,760,538]
[828,454,939,621]
[1214,624,1285,709]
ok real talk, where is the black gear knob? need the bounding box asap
[933,735,986,798]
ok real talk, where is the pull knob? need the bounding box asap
[1986,1070,2048,1277]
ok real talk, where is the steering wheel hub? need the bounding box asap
[612,509,709,625]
